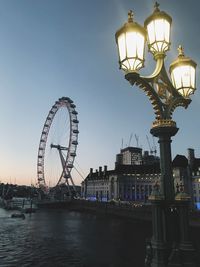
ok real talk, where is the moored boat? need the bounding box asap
[11,213,25,219]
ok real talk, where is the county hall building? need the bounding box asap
[81,147,160,202]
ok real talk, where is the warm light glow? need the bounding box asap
[117,31,145,72]
[170,46,197,98]
[146,18,170,54]
[171,65,196,97]
[115,10,146,72]
[144,3,172,56]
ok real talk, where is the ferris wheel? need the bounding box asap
[37,97,79,196]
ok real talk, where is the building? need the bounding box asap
[81,166,109,201]
[116,146,159,166]
[82,147,160,202]
[172,154,192,195]
[187,148,200,209]
[82,146,200,208]
[171,149,200,209]
[82,163,161,202]
[116,147,143,165]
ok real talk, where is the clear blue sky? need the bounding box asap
[0,0,200,185]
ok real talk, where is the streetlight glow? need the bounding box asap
[145,19,170,53]
[115,10,146,72]
[170,46,197,98]
[144,2,172,55]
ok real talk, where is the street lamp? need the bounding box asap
[115,10,146,72]
[115,2,197,267]
[144,2,171,55]
[170,46,196,98]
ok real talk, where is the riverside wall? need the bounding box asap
[37,199,200,227]
[69,200,152,222]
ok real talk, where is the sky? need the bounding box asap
[0,0,200,186]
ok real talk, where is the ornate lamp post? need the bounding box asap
[115,3,197,267]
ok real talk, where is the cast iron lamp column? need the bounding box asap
[115,2,197,267]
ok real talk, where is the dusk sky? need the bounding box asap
[0,0,200,186]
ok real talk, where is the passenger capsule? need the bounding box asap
[72,141,78,145]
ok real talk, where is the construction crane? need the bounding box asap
[135,134,139,147]
[152,136,157,157]
[146,135,157,156]
[128,133,133,146]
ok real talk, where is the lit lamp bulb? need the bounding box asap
[169,46,197,98]
[115,10,146,72]
[144,2,172,57]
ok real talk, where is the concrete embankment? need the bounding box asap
[37,199,200,227]
[69,200,200,227]
[68,200,152,221]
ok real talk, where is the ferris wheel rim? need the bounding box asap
[37,96,79,190]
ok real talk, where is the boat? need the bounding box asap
[11,213,25,219]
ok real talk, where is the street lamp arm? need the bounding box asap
[140,58,181,100]
[125,59,192,121]
[125,72,164,120]
[158,61,180,98]
[140,56,164,82]
[166,96,191,119]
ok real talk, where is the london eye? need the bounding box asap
[37,97,79,197]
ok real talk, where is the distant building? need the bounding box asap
[116,147,143,165]
[82,163,160,202]
[171,149,200,209]
[172,154,192,195]
[116,147,159,167]
[143,150,160,165]
[187,148,200,209]
[82,147,160,202]
[81,166,109,201]
[82,146,200,208]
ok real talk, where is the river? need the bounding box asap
[0,208,199,267]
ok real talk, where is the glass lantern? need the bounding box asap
[144,2,172,56]
[169,46,197,98]
[115,10,146,72]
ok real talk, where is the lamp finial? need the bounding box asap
[178,45,184,57]
[154,2,160,12]
[128,10,134,22]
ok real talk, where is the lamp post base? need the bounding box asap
[147,123,198,266]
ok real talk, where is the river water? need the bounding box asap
[0,208,153,267]
[0,208,199,267]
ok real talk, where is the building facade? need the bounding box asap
[82,146,200,208]
[187,148,200,209]
[82,164,161,202]
[82,147,160,202]
[117,147,143,165]
[116,146,159,166]
[172,155,192,195]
